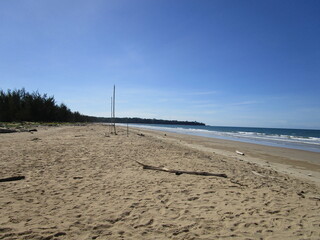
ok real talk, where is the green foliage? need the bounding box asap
[0,88,90,122]
[0,88,205,125]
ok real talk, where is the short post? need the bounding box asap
[127,123,129,137]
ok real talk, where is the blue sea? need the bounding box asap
[126,124,320,153]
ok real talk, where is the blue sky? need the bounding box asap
[1,0,319,129]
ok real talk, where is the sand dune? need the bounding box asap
[0,124,319,239]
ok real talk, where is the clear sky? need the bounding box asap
[1,0,319,129]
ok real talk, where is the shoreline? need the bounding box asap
[125,124,320,153]
[130,126,320,185]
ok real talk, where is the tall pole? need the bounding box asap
[113,85,115,119]
[111,97,113,118]
[110,97,113,134]
[113,85,117,134]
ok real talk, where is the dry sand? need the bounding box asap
[0,124,319,240]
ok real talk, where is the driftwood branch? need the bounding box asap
[135,161,227,178]
[0,128,18,134]
[251,171,265,178]
[0,176,25,183]
[236,150,245,156]
[230,179,248,187]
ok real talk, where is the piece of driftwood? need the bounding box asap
[309,196,320,201]
[135,161,227,178]
[230,179,248,187]
[236,150,244,155]
[0,128,18,134]
[73,176,83,179]
[0,176,25,183]
[251,171,265,177]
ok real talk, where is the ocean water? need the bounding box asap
[126,124,320,153]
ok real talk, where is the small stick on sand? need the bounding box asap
[0,176,25,183]
[251,171,265,178]
[236,150,245,156]
[135,161,227,178]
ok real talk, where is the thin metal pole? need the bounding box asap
[111,97,113,118]
[113,85,115,119]
[113,85,116,134]
[110,97,113,134]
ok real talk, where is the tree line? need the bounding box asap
[0,88,205,125]
[0,88,90,122]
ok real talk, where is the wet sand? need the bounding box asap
[0,124,319,239]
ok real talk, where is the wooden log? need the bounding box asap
[236,150,244,156]
[0,176,25,183]
[135,161,227,178]
[0,128,17,134]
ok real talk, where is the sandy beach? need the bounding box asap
[0,124,320,240]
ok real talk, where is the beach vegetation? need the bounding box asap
[0,88,205,125]
[0,88,90,122]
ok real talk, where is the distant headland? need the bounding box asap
[89,117,205,126]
